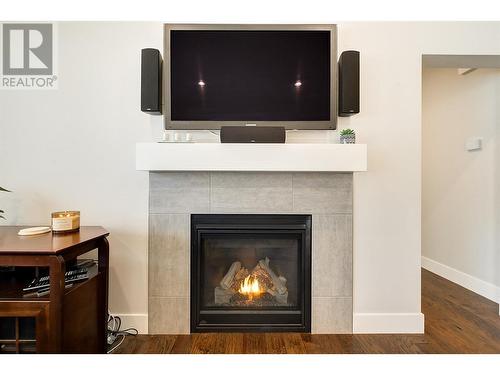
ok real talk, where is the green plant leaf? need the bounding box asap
[340,129,355,136]
[0,187,10,217]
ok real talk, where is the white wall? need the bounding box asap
[3,22,500,333]
[338,22,500,331]
[422,68,500,300]
[496,75,500,310]
[497,77,500,296]
[0,22,163,331]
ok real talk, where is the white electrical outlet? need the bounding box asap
[465,137,482,151]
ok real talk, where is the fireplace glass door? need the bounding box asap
[191,214,311,332]
[202,234,300,309]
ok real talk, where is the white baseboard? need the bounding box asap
[353,313,424,333]
[421,256,500,309]
[110,313,148,334]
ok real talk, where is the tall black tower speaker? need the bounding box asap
[338,50,360,117]
[141,48,162,115]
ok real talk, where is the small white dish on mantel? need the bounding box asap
[18,227,52,236]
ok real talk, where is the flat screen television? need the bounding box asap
[164,24,337,130]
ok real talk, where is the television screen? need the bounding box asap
[168,29,332,126]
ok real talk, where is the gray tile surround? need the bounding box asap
[149,297,190,334]
[149,214,190,297]
[312,215,353,298]
[148,171,353,334]
[150,172,210,213]
[211,172,293,213]
[293,173,353,214]
[312,297,353,334]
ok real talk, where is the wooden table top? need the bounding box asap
[0,226,109,255]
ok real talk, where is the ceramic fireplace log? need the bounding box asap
[250,267,274,291]
[267,288,289,304]
[231,267,250,290]
[220,261,241,290]
[214,286,235,304]
[258,257,287,295]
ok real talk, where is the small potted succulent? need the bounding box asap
[340,129,356,144]
[0,186,10,220]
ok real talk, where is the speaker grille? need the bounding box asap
[141,48,162,115]
[338,50,359,117]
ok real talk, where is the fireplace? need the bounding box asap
[148,171,353,334]
[190,214,311,332]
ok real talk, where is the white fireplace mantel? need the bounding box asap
[136,143,367,172]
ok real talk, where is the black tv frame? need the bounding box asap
[163,24,337,130]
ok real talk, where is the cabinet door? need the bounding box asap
[0,302,50,353]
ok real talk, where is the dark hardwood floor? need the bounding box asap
[115,269,500,354]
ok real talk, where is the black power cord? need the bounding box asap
[107,313,138,353]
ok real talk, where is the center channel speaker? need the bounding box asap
[141,48,162,115]
[220,126,286,143]
[338,50,360,117]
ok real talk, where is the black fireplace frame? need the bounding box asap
[190,214,311,333]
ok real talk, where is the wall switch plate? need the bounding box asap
[465,137,483,151]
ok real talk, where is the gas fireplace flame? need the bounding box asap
[238,275,262,300]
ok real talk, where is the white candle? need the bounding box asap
[51,211,80,233]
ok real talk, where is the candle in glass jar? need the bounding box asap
[51,211,80,233]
